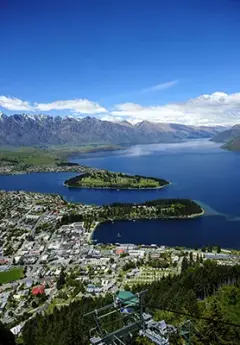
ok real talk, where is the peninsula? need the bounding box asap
[61,198,204,228]
[64,171,169,189]
[0,145,123,175]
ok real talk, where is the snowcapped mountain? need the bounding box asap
[0,113,226,146]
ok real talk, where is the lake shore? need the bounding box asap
[63,182,170,190]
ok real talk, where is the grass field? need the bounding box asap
[0,268,24,284]
[79,175,160,188]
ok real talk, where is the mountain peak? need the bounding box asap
[0,112,7,121]
[0,113,226,146]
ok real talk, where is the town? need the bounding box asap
[0,190,239,338]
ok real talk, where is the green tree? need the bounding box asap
[181,256,189,272]
[0,321,16,345]
[195,299,229,344]
[189,252,194,266]
[57,268,66,290]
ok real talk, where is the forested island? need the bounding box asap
[64,171,169,189]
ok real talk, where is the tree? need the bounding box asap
[109,258,115,264]
[181,256,189,272]
[196,253,200,264]
[195,299,229,344]
[0,322,16,345]
[32,300,38,309]
[207,245,213,253]
[189,252,194,266]
[56,268,66,290]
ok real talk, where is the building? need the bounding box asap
[32,285,45,296]
[115,248,125,255]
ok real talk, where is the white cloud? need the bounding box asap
[1,92,240,126]
[0,96,106,114]
[0,96,33,111]
[110,92,240,126]
[140,80,179,93]
[35,99,106,114]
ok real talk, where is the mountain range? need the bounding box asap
[0,113,226,146]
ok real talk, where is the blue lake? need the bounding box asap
[0,139,240,248]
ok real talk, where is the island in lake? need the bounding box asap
[64,171,169,189]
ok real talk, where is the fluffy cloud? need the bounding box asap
[1,92,240,126]
[0,96,33,111]
[35,99,106,114]
[0,96,106,114]
[110,92,240,126]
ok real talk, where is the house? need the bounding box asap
[0,258,9,265]
[115,248,125,255]
[32,285,45,296]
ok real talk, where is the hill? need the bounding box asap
[0,113,225,146]
[222,136,240,151]
[211,124,240,143]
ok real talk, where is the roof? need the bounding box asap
[115,249,125,255]
[116,291,138,306]
[32,285,45,295]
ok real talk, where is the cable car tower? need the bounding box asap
[84,290,176,345]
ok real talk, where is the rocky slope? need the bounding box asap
[0,113,226,146]
[222,136,240,151]
[210,124,240,143]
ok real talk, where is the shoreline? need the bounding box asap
[88,221,100,243]
[63,182,170,190]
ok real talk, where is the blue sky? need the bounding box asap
[1,0,240,125]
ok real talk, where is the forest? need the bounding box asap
[19,261,240,345]
[60,199,203,229]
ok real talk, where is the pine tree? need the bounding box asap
[195,299,229,344]
[181,256,189,272]
[57,268,66,290]
[0,321,16,345]
[189,252,194,266]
